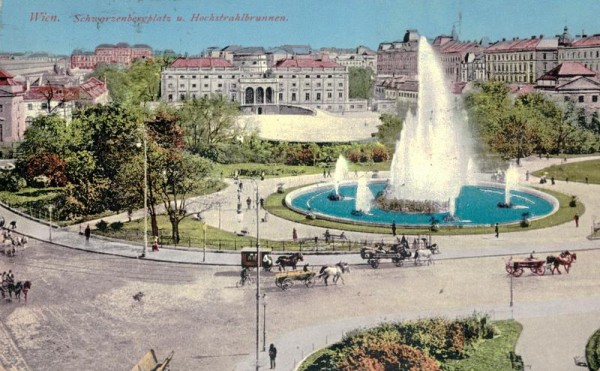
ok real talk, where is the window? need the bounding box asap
[316,75,321,78]
[316,93,321,101]
[279,93,283,101]
[292,83,296,87]
[204,75,209,78]
[218,75,222,79]
[192,75,197,79]
[278,75,283,78]
[328,75,332,78]
[327,83,332,87]
[292,75,296,78]
[316,83,321,87]
[291,93,297,101]
[168,94,173,102]
[204,84,209,88]
[339,83,343,87]
[167,75,173,79]
[578,96,584,103]
[191,84,197,88]
[339,92,343,98]
[218,84,222,88]
[0,104,3,112]
[27,103,33,110]
[327,92,332,99]
[180,94,185,100]
[180,75,184,78]
[41,103,48,110]
[305,75,310,78]
[305,93,310,101]
[593,95,598,103]
[180,84,185,88]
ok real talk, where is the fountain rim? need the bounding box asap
[284,179,560,228]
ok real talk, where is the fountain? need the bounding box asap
[329,155,349,200]
[353,176,375,215]
[499,164,520,208]
[387,36,474,213]
[285,37,557,227]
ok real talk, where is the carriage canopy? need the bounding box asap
[240,247,273,268]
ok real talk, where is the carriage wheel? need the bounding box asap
[505,264,514,275]
[281,278,293,290]
[393,259,403,267]
[369,259,380,269]
[533,266,545,276]
[236,280,243,288]
[512,267,524,277]
[305,277,316,288]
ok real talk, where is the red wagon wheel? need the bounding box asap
[505,263,514,275]
[533,265,545,276]
[512,266,524,277]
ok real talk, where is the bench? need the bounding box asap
[323,233,347,243]
[236,229,249,237]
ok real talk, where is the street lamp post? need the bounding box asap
[250,178,261,370]
[136,126,148,258]
[262,293,267,351]
[48,205,53,241]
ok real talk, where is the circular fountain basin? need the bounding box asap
[286,180,558,227]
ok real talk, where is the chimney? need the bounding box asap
[531,36,536,39]
[539,34,544,39]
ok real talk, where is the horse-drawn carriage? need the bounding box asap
[274,270,317,290]
[505,251,577,277]
[505,257,546,277]
[360,244,412,268]
[240,247,274,271]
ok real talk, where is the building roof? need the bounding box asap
[274,58,342,69]
[508,83,536,95]
[0,69,21,86]
[169,57,234,68]
[78,77,107,100]
[537,62,597,81]
[485,37,557,52]
[571,35,600,47]
[438,40,480,54]
[23,85,80,101]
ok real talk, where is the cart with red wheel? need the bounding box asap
[505,257,546,277]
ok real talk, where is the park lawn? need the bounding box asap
[533,159,600,184]
[214,161,392,179]
[93,214,312,251]
[265,185,585,236]
[443,320,522,370]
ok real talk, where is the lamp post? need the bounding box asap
[136,126,148,258]
[262,293,267,352]
[47,205,53,241]
[249,178,261,370]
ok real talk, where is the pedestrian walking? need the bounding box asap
[239,181,244,191]
[585,177,589,184]
[152,236,160,251]
[494,223,499,238]
[574,213,579,228]
[9,220,16,230]
[84,224,91,241]
[323,169,326,178]
[391,221,397,236]
[292,228,298,242]
[268,344,277,369]
[566,177,569,183]
[0,216,4,228]
[327,169,331,178]
[551,176,555,185]
[525,170,529,181]
[246,196,252,210]
[260,198,265,209]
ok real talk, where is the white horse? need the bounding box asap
[318,262,350,286]
[414,248,434,265]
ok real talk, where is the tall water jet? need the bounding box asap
[332,155,349,198]
[354,176,374,214]
[387,36,474,208]
[504,164,520,206]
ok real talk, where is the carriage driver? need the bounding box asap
[262,253,273,269]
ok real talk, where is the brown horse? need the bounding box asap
[276,253,304,272]
[546,251,577,274]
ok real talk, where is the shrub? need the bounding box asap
[110,221,124,231]
[569,196,577,207]
[0,172,26,192]
[520,219,530,228]
[96,220,109,232]
[32,175,51,188]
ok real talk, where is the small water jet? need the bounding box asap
[329,155,349,201]
[498,164,520,208]
[353,176,374,215]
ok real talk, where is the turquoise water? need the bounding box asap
[289,183,555,226]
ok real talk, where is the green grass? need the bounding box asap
[265,185,585,236]
[586,328,600,371]
[93,214,361,251]
[443,320,523,370]
[213,161,392,179]
[532,159,600,184]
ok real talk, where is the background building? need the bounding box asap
[70,43,152,69]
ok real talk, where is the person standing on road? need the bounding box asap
[9,220,16,230]
[269,343,277,369]
[495,223,499,238]
[84,224,91,241]
[391,221,397,236]
[574,213,579,228]
[292,228,298,242]
[246,196,252,210]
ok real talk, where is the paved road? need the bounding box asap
[0,154,598,370]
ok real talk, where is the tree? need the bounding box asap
[18,114,70,160]
[177,95,240,155]
[376,113,404,152]
[348,67,374,99]
[487,103,540,165]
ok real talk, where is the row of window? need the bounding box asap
[567,95,599,103]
